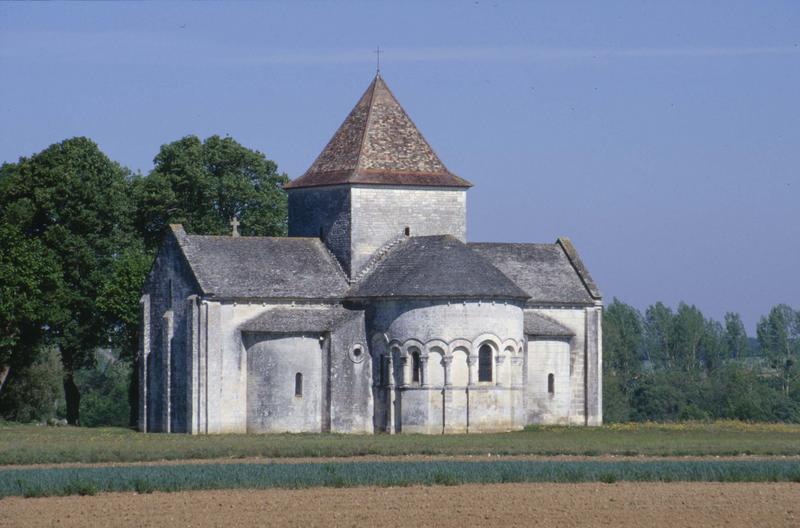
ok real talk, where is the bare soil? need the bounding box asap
[2,482,797,528]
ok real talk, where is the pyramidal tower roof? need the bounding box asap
[285,74,471,189]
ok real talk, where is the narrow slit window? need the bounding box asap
[404,226,410,236]
[548,373,555,394]
[295,373,303,397]
[478,344,493,382]
[411,351,421,383]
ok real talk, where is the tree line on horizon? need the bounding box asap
[603,299,800,422]
[1,136,799,426]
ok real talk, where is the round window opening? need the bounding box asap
[349,344,366,363]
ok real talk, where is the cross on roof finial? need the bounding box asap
[230,216,240,237]
[374,45,381,75]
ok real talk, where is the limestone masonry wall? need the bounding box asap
[140,234,199,433]
[288,186,351,275]
[350,186,466,277]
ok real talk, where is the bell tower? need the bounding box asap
[286,75,471,279]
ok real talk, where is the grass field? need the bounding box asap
[1,421,799,465]
[3,459,800,498]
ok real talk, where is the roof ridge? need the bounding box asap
[184,234,321,241]
[350,233,408,284]
[353,75,379,174]
[316,237,349,282]
[556,237,602,300]
[468,241,555,248]
[168,226,209,295]
[373,75,452,176]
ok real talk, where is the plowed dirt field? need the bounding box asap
[2,482,797,528]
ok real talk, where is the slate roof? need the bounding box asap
[468,239,601,305]
[285,75,471,189]
[348,235,530,300]
[171,226,348,299]
[240,306,358,333]
[524,312,575,337]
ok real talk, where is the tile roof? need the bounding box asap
[239,305,358,333]
[285,75,471,189]
[348,235,529,300]
[171,226,348,299]
[468,240,600,305]
[524,312,575,337]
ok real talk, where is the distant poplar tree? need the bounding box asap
[723,312,749,359]
[757,305,800,397]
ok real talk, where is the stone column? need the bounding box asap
[204,301,222,434]
[494,354,506,387]
[467,355,478,386]
[386,352,395,434]
[420,356,429,388]
[442,356,453,387]
[138,294,150,433]
[510,356,524,388]
[398,355,408,388]
[585,306,603,426]
[162,309,174,433]
[186,296,199,434]
[510,356,524,427]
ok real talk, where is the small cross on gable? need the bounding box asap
[230,216,240,237]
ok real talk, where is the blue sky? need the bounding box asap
[1,2,798,332]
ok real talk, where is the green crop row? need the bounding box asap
[2,421,800,465]
[2,459,800,498]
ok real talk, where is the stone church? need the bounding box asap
[139,74,602,434]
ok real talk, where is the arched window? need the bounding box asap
[295,373,303,397]
[411,351,421,383]
[478,344,493,382]
[548,373,554,394]
[404,226,411,236]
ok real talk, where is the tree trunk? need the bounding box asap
[63,370,81,425]
[0,365,10,396]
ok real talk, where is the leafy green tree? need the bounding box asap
[76,351,131,427]
[700,319,726,373]
[134,135,289,250]
[629,371,688,421]
[643,302,674,368]
[604,299,643,378]
[0,222,62,395]
[724,312,750,359]
[96,244,151,426]
[602,299,643,422]
[0,347,65,423]
[671,302,706,373]
[0,138,133,424]
[757,304,800,397]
